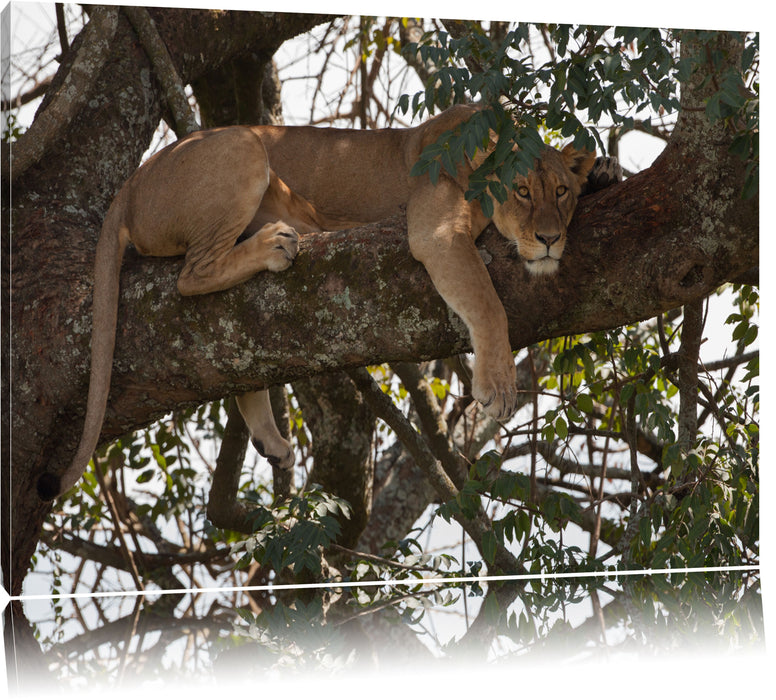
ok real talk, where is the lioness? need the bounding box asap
[37,103,598,500]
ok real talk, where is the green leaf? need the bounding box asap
[639,516,652,547]
[136,469,155,484]
[559,495,582,525]
[440,146,457,177]
[478,192,494,218]
[729,133,752,160]
[742,324,758,347]
[428,159,441,184]
[576,393,594,414]
[705,93,722,122]
[482,529,497,565]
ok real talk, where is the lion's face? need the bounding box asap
[490,144,595,275]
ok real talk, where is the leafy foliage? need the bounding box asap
[229,486,352,577]
[13,14,760,695]
[400,25,759,211]
[33,18,758,599]
[349,535,458,592]
[2,112,25,142]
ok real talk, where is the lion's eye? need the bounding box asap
[556,185,568,197]
[517,186,530,199]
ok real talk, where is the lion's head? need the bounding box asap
[490,144,596,275]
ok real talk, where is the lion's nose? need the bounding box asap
[535,232,560,248]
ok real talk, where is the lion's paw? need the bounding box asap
[252,437,295,470]
[472,363,519,422]
[258,223,299,272]
[582,156,623,195]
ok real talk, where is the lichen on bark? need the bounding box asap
[3,22,758,596]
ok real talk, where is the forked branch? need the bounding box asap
[3,6,118,182]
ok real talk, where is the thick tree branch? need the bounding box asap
[346,369,459,503]
[356,353,536,556]
[3,6,118,182]
[294,372,375,547]
[5,8,333,597]
[355,442,437,555]
[207,398,253,533]
[6,25,757,596]
[83,150,756,451]
[14,29,757,476]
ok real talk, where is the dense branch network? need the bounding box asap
[6,15,758,599]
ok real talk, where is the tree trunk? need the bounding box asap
[2,7,329,596]
[294,373,376,547]
[3,22,757,596]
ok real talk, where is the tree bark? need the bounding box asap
[3,23,757,594]
[677,300,704,457]
[2,8,329,596]
[294,373,375,547]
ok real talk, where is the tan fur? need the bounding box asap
[253,104,594,420]
[38,103,594,500]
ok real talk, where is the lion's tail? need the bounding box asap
[37,202,129,500]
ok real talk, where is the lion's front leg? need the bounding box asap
[407,180,518,422]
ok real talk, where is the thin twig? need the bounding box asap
[94,452,145,591]
[528,348,539,504]
[392,362,467,485]
[54,3,70,56]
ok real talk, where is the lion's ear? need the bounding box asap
[561,144,597,186]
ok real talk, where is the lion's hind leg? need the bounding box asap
[177,220,299,297]
[235,390,294,470]
[248,221,300,272]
